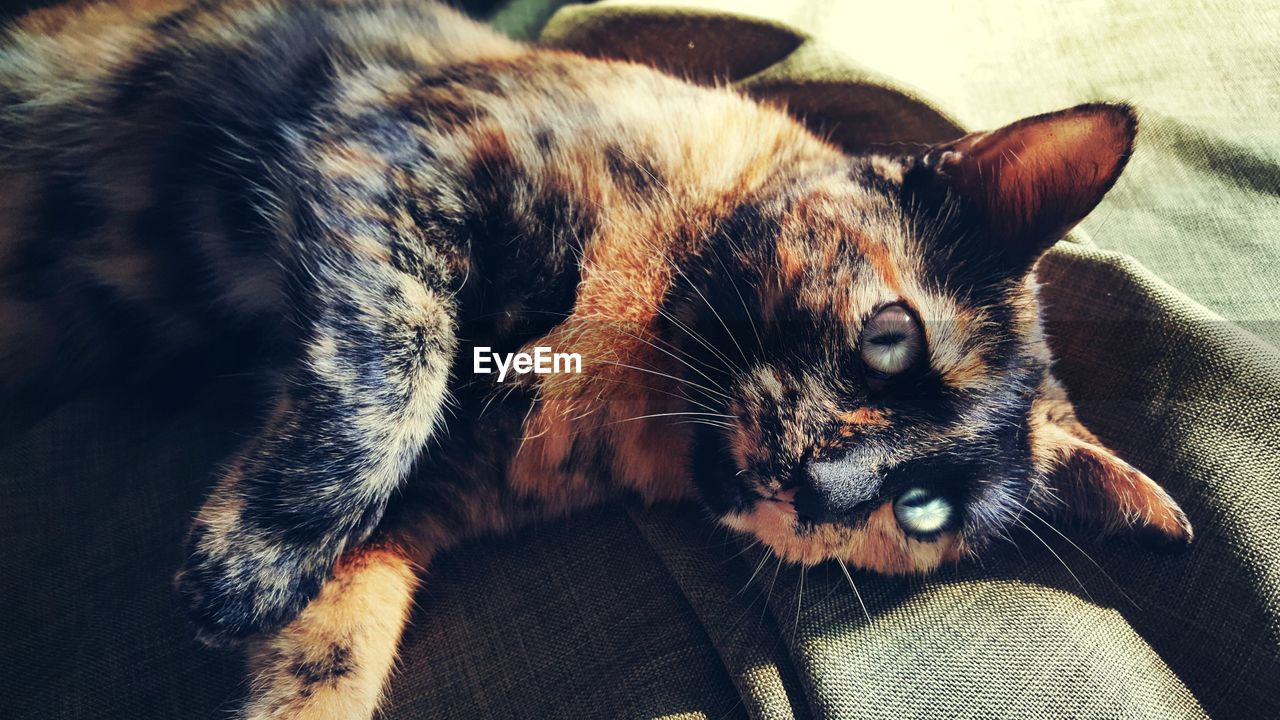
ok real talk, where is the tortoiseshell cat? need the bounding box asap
[1,1,1193,717]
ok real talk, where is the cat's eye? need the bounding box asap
[859,304,922,376]
[893,487,953,537]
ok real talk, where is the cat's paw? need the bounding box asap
[175,516,330,646]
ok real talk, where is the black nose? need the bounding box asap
[792,458,880,525]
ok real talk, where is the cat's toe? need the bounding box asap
[176,524,326,646]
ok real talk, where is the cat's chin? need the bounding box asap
[720,498,961,574]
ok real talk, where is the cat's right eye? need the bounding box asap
[893,487,954,537]
[859,304,922,376]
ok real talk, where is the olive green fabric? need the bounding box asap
[3,1,1279,719]
[545,0,1280,342]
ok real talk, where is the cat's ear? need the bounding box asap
[1029,383,1193,549]
[903,103,1136,272]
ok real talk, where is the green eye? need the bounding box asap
[860,304,922,375]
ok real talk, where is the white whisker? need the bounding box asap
[1024,509,1140,610]
[838,562,872,624]
[1016,518,1094,602]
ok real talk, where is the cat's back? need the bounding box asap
[0,0,516,91]
[0,0,525,246]
[0,0,525,388]
[0,0,836,395]
[0,0,521,155]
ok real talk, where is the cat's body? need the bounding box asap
[1,1,1192,718]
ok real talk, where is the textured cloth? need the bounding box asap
[545,0,1280,340]
[3,1,1279,719]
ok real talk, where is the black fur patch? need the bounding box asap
[291,643,355,688]
[18,175,108,293]
[604,144,662,193]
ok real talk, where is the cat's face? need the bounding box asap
[677,187,1044,573]
[671,105,1192,573]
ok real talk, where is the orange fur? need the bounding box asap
[242,545,420,720]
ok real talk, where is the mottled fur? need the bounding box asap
[1,1,1191,717]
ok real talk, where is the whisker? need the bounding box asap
[564,368,724,414]
[762,555,784,624]
[637,280,740,373]
[475,376,524,419]
[512,386,545,457]
[519,411,733,442]
[838,562,872,624]
[672,417,735,426]
[1024,510,1140,611]
[612,324,733,395]
[599,411,735,427]
[733,547,774,599]
[677,271,751,365]
[791,565,808,646]
[722,538,762,564]
[610,147,751,365]
[719,548,779,643]
[1015,518,1094,603]
[591,358,731,401]
[505,307,728,390]
[706,228,765,355]
[567,194,739,374]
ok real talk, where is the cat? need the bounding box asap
[0,0,1193,717]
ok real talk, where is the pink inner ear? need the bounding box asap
[942,104,1137,251]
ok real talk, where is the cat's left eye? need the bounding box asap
[860,304,922,376]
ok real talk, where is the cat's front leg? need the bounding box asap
[176,232,463,644]
[239,541,422,720]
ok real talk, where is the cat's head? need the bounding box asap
[670,104,1192,573]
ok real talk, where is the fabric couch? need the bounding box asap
[3,1,1277,717]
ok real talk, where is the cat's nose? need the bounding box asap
[792,458,880,525]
